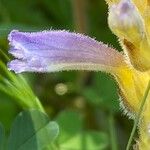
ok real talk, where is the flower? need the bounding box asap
[8,30,150,115]
[8,30,126,73]
[7,29,150,120]
[7,0,150,149]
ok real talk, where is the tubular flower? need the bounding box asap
[7,0,150,149]
[7,30,149,114]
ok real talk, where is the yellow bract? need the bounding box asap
[115,67,150,114]
[133,0,147,14]
[108,0,150,71]
[106,0,148,11]
[112,61,150,150]
[106,0,150,148]
[121,39,150,71]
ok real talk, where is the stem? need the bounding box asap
[126,80,150,150]
[72,0,87,33]
[109,112,118,150]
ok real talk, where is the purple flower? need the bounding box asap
[8,30,126,73]
[7,28,150,121]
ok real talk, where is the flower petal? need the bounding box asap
[8,30,126,73]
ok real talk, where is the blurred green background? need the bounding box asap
[0,0,133,149]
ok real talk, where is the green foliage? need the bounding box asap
[8,110,59,150]
[58,131,108,150]
[0,94,17,131]
[55,110,108,150]
[0,110,59,150]
[0,123,5,150]
[0,0,132,149]
[0,60,44,112]
[56,111,82,144]
[83,72,119,113]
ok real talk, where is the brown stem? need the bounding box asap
[72,0,87,33]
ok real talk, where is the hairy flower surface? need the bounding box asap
[8,30,150,116]
[8,0,150,149]
[8,30,126,73]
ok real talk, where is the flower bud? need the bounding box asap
[108,0,150,71]
[108,0,145,43]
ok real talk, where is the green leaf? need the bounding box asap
[56,110,82,144]
[0,123,5,150]
[55,110,108,150]
[8,110,59,150]
[59,131,108,150]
